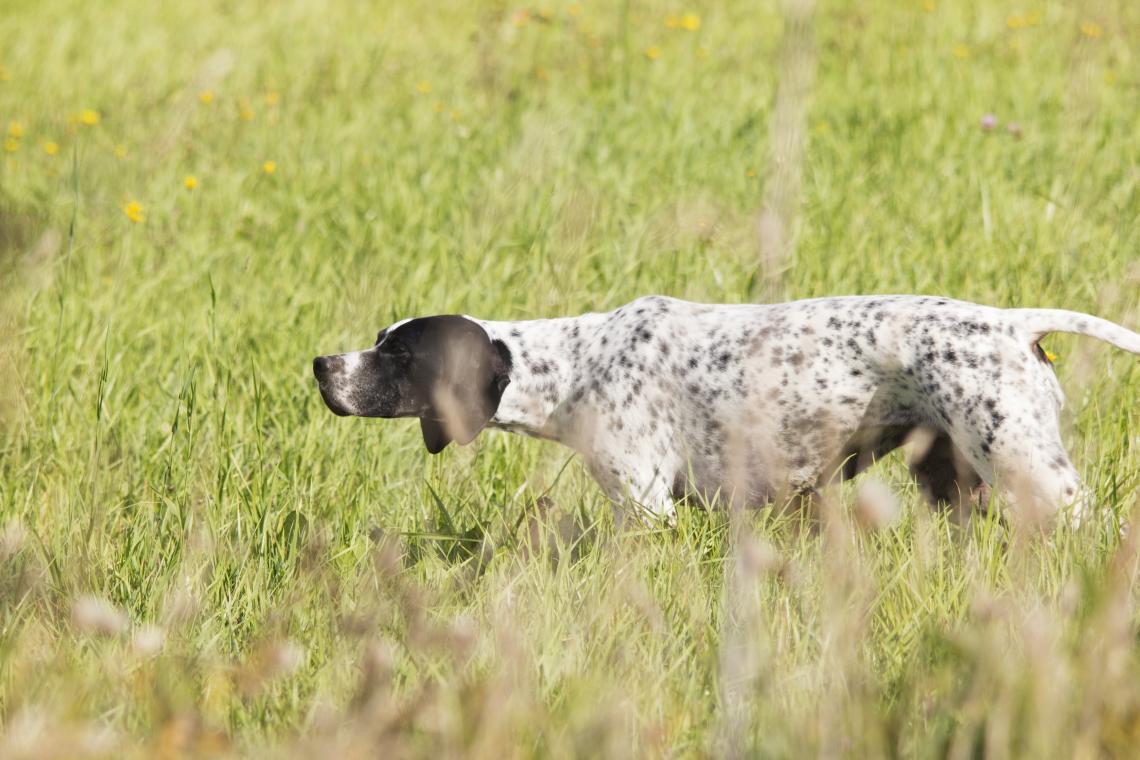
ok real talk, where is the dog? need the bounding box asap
[313,296,1140,523]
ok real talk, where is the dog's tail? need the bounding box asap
[1009,308,1140,356]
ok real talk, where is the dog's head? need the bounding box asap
[313,315,512,453]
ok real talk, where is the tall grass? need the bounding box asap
[1,0,1138,755]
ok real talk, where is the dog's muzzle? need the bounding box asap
[313,355,352,416]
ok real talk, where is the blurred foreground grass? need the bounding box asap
[1,0,1139,755]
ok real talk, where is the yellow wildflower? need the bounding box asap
[416,80,432,94]
[568,3,582,17]
[1025,11,1041,26]
[922,0,935,12]
[184,175,198,190]
[199,90,214,104]
[80,109,100,126]
[7,121,23,138]
[262,160,276,174]
[952,44,970,59]
[433,100,445,113]
[1006,15,1025,30]
[3,137,18,153]
[665,13,680,29]
[645,45,662,60]
[0,65,9,81]
[680,12,700,31]
[265,91,280,106]
[238,98,254,121]
[1080,21,1102,38]
[124,201,145,223]
[113,144,128,159]
[41,140,59,156]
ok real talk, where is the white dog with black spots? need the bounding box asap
[314,295,1140,524]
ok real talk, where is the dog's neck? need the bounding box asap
[476,314,606,440]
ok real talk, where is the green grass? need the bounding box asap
[1,0,1139,755]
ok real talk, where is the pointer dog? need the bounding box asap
[313,296,1140,522]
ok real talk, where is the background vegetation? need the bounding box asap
[0,0,1138,755]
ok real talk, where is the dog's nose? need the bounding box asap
[313,355,343,379]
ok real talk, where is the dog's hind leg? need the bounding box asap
[906,429,990,519]
[942,402,1084,527]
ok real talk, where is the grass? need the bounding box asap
[1,0,1139,755]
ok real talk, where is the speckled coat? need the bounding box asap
[473,295,1139,521]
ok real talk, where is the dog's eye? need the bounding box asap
[381,341,411,360]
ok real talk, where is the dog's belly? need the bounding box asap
[668,371,902,504]
[672,465,780,507]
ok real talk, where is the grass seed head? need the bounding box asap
[72,595,128,637]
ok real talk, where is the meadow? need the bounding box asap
[1,0,1139,756]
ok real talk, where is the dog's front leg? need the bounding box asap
[583,453,677,527]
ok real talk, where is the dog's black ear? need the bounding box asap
[420,417,451,454]
[415,317,511,454]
